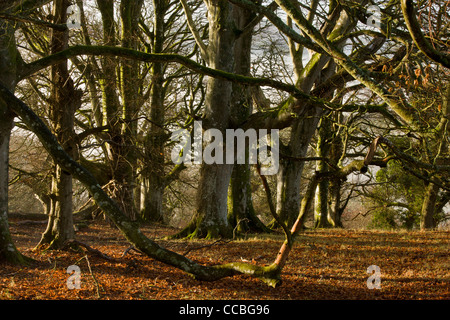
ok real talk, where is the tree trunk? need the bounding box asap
[175,0,236,238]
[314,179,332,228]
[116,0,145,221]
[38,0,79,249]
[96,0,142,221]
[141,0,167,222]
[227,4,268,233]
[328,178,343,227]
[0,13,31,265]
[141,178,164,222]
[314,115,333,228]
[272,48,334,230]
[0,107,30,265]
[229,163,271,234]
[420,182,439,230]
[273,6,352,230]
[274,107,321,229]
[327,125,345,228]
[421,83,450,230]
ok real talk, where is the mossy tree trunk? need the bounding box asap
[271,4,337,229]
[274,108,322,229]
[272,54,338,230]
[327,119,345,228]
[96,0,124,221]
[229,164,272,234]
[420,182,439,230]
[95,0,143,221]
[314,115,333,228]
[274,5,352,230]
[420,84,449,230]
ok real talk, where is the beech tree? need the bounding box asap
[0,0,323,280]
[227,3,271,234]
[1,0,448,287]
[37,0,80,249]
[401,0,449,229]
[0,0,48,265]
[173,0,256,238]
[139,0,195,222]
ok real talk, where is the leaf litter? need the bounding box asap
[1,218,448,300]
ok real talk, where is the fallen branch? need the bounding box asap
[65,239,119,262]
[121,245,144,257]
[85,255,103,298]
[11,220,47,225]
[74,255,104,298]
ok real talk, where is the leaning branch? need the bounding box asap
[19,45,404,131]
[256,162,291,243]
[0,82,283,287]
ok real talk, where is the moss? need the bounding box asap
[171,217,232,240]
[213,262,282,288]
[297,52,322,83]
[0,239,34,266]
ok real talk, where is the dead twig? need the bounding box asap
[121,245,145,258]
[84,255,103,298]
[73,255,104,298]
[233,218,250,239]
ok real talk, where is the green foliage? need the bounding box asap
[367,161,423,230]
[368,208,398,230]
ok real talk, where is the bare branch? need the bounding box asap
[274,0,417,125]
[0,12,68,31]
[401,0,450,69]
[179,0,208,61]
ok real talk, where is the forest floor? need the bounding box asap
[1,215,449,300]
